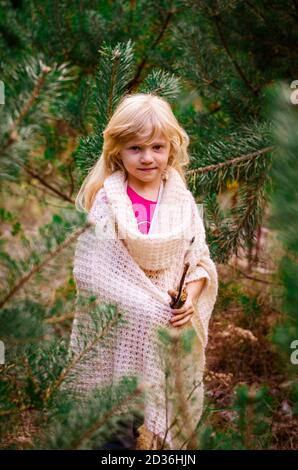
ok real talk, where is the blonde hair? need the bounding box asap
[75,92,190,212]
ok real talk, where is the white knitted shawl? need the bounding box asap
[68,166,218,450]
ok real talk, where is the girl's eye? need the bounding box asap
[128,145,163,151]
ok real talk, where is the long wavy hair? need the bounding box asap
[75,92,191,212]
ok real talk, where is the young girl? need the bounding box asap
[68,93,218,450]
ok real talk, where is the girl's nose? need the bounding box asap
[140,150,154,162]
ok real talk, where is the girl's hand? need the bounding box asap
[167,289,195,327]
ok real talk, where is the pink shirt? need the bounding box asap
[127,184,158,234]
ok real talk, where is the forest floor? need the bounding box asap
[203,232,297,450]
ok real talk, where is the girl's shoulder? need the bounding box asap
[185,189,199,212]
[92,187,109,206]
[95,186,108,202]
[88,187,108,225]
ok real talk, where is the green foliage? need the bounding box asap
[34,377,144,450]
[0,209,85,307]
[0,55,76,182]
[199,384,273,450]
[0,0,296,450]
[267,83,298,372]
[238,294,261,318]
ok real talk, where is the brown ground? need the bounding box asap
[203,233,298,450]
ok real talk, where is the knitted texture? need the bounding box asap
[66,167,218,450]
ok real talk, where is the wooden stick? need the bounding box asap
[170,262,190,309]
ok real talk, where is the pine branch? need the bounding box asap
[0,404,32,418]
[220,179,266,262]
[1,63,52,154]
[186,146,274,176]
[1,57,74,154]
[44,313,74,324]
[211,12,259,97]
[22,164,74,203]
[43,311,121,403]
[156,326,204,450]
[70,387,143,450]
[226,262,282,286]
[0,223,89,309]
[127,8,175,92]
[75,41,136,173]
[140,68,182,100]
[243,0,267,23]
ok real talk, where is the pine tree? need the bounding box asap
[0,0,297,449]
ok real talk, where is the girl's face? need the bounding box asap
[119,134,170,185]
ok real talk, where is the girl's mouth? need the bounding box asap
[138,168,157,172]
